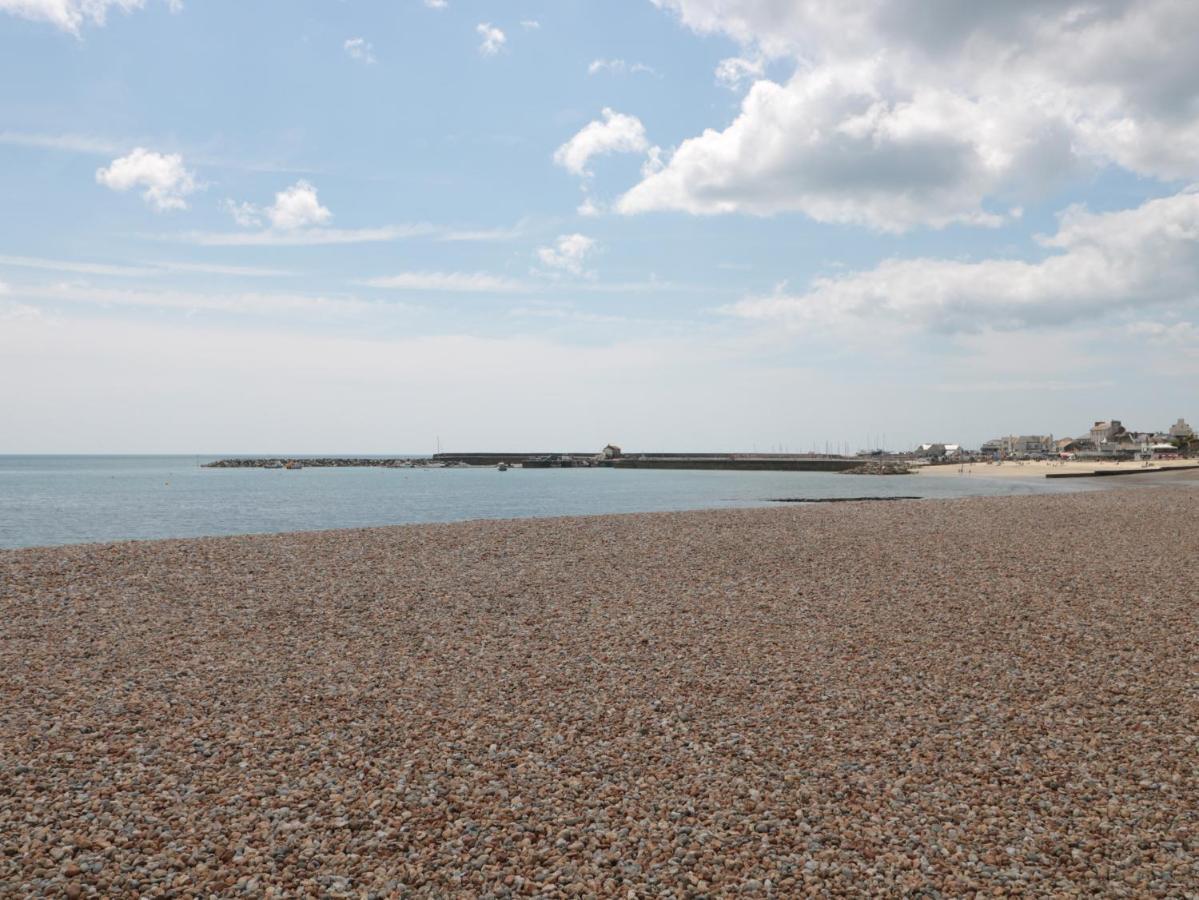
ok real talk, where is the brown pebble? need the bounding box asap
[1,492,1195,895]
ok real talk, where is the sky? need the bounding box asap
[1,0,1197,454]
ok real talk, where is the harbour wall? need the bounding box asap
[611,457,862,472]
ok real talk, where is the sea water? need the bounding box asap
[0,455,1089,549]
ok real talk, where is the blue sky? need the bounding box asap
[1,0,1197,453]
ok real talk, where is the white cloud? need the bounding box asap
[618,61,1027,230]
[0,130,122,154]
[476,22,505,56]
[0,0,179,34]
[0,255,155,277]
[423,0,446,8]
[358,271,527,293]
[173,219,523,247]
[219,181,332,232]
[222,199,262,228]
[627,0,1199,229]
[0,299,42,322]
[95,148,197,212]
[521,19,539,30]
[509,302,632,326]
[553,108,651,177]
[344,37,376,64]
[156,261,295,278]
[177,224,431,247]
[265,180,332,230]
[714,56,762,89]
[1127,320,1199,346]
[0,254,292,278]
[11,281,379,318]
[726,188,1199,334]
[588,59,656,76]
[536,234,597,277]
[438,221,527,242]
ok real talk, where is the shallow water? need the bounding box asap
[0,455,1090,549]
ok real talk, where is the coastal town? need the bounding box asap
[912,417,1195,462]
[203,417,1197,476]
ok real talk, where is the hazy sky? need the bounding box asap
[1,0,1197,453]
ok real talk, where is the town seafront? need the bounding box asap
[2,488,1195,895]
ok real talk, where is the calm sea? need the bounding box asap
[0,455,1088,549]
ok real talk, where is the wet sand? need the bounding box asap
[2,490,1196,896]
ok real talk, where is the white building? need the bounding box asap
[917,443,962,458]
[980,435,1054,456]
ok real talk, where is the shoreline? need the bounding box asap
[3,491,1195,895]
[0,471,1181,553]
[0,486,1088,554]
[918,458,1199,480]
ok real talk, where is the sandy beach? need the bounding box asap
[2,490,1196,896]
[918,458,1199,481]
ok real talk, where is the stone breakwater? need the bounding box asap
[204,458,426,468]
[1,491,1196,897]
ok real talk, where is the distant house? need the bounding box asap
[1013,435,1054,455]
[1169,418,1194,440]
[981,434,1054,457]
[1090,420,1125,446]
[917,443,962,459]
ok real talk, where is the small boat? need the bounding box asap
[284,460,304,470]
[263,461,284,469]
[498,463,510,471]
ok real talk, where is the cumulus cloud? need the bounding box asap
[627,0,1199,229]
[222,181,330,231]
[726,188,1199,333]
[476,22,505,55]
[553,109,651,177]
[0,0,179,34]
[343,37,376,64]
[619,62,1028,230]
[96,148,197,212]
[358,271,526,293]
[265,181,331,229]
[536,234,597,277]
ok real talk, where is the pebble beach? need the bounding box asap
[1,489,1196,897]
